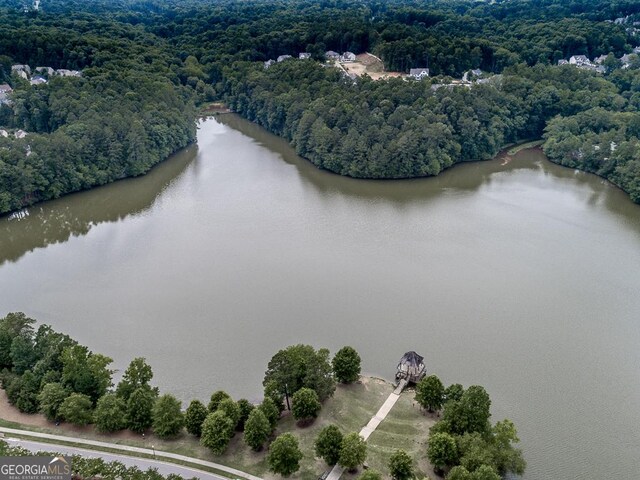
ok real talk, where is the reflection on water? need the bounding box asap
[3,115,638,268]
[1,116,640,480]
[0,145,197,266]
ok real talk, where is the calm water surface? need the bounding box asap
[1,116,640,479]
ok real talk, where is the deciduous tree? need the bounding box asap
[315,425,343,466]
[185,399,208,437]
[94,393,127,432]
[267,433,303,477]
[59,393,93,426]
[415,375,445,412]
[153,394,184,438]
[388,449,413,480]
[292,387,321,422]
[332,346,361,384]
[201,411,234,455]
[338,433,367,471]
[243,408,271,451]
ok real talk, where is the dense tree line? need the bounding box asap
[2,0,640,213]
[0,6,198,214]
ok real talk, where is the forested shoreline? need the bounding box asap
[1,0,640,213]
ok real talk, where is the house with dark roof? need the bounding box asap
[409,68,430,79]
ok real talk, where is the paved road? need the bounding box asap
[0,427,262,480]
[4,438,226,480]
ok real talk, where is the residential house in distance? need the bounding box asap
[620,54,637,68]
[276,55,292,63]
[340,51,356,63]
[14,130,27,139]
[325,50,340,61]
[55,69,82,77]
[264,59,275,69]
[298,52,311,60]
[0,83,12,105]
[35,66,55,76]
[11,64,31,80]
[634,46,640,54]
[594,55,608,65]
[409,67,430,79]
[30,75,47,85]
[471,68,482,77]
[0,129,8,138]
[558,59,569,65]
[569,55,590,66]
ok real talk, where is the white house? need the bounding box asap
[276,55,292,63]
[30,75,47,85]
[409,68,430,79]
[340,51,356,62]
[55,69,82,77]
[569,55,590,66]
[298,52,311,60]
[0,129,8,138]
[558,59,569,65]
[14,130,27,139]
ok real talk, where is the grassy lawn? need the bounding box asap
[364,387,437,480]
[1,378,435,480]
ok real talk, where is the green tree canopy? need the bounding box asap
[217,398,241,429]
[263,344,336,407]
[37,382,68,422]
[332,346,361,384]
[152,394,184,438]
[208,390,231,412]
[338,432,367,471]
[259,397,280,429]
[126,386,156,433]
[388,449,414,480]
[243,408,271,451]
[314,424,343,466]
[267,433,303,477]
[185,399,208,437]
[236,399,255,431]
[415,375,445,412]
[59,393,93,426]
[427,432,459,471]
[116,357,155,401]
[94,393,127,433]
[200,411,235,455]
[292,387,321,422]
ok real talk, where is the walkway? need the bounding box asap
[325,380,408,480]
[0,427,262,480]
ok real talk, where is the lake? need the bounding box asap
[1,115,639,479]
